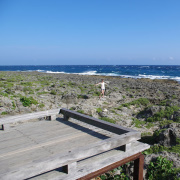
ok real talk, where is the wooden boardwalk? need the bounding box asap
[0,109,150,180]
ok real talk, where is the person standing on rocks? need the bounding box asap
[95,79,107,99]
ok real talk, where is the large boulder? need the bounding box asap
[154,123,180,147]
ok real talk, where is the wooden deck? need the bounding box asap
[0,109,150,180]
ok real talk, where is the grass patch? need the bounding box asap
[12,101,16,110]
[0,92,8,97]
[147,106,180,122]
[20,96,38,107]
[77,110,85,114]
[39,103,45,108]
[21,82,33,86]
[143,144,168,155]
[118,98,150,109]
[100,117,116,124]
[147,156,177,180]
[96,108,103,113]
[132,118,146,128]
[50,90,57,95]
[37,92,48,95]
[1,112,8,115]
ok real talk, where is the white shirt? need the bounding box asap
[100,82,105,89]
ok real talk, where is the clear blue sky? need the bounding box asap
[0,0,180,65]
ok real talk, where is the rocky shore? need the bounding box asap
[0,71,180,179]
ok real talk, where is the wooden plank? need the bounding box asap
[17,123,72,138]
[0,130,86,160]
[45,131,108,155]
[14,120,62,132]
[0,127,105,160]
[60,108,138,135]
[28,141,150,180]
[0,109,60,125]
[0,147,52,175]
[0,136,33,149]
[0,130,23,142]
[29,125,109,144]
[1,131,140,180]
[0,140,36,155]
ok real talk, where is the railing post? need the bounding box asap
[64,115,69,121]
[133,153,144,180]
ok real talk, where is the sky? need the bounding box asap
[0,0,180,65]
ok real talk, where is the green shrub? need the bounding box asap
[159,99,168,106]
[143,145,168,155]
[172,95,177,99]
[147,156,177,180]
[20,96,38,107]
[1,111,8,115]
[100,117,116,124]
[12,101,16,110]
[50,90,57,95]
[39,103,45,108]
[37,92,48,95]
[40,80,50,86]
[70,107,76,110]
[5,88,14,94]
[132,118,146,128]
[96,108,103,113]
[159,120,174,126]
[21,82,33,86]
[147,106,180,122]
[145,123,154,129]
[0,92,8,97]
[121,98,150,108]
[99,165,130,180]
[77,110,85,114]
[93,91,100,96]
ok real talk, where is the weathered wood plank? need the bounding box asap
[0,130,23,142]
[0,147,52,175]
[28,141,150,180]
[0,109,60,125]
[45,132,108,155]
[1,131,140,180]
[0,136,33,149]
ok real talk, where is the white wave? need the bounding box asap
[36,69,45,72]
[77,71,120,76]
[138,74,180,81]
[139,66,150,68]
[23,69,180,82]
[45,71,65,74]
[76,71,97,75]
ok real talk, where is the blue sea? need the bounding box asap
[0,65,180,82]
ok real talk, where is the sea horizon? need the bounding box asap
[0,65,180,82]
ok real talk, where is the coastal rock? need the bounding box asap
[173,110,180,122]
[61,93,78,104]
[154,123,180,147]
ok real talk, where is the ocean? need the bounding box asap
[0,65,180,82]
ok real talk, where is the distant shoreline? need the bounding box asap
[0,71,179,85]
[0,65,180,83]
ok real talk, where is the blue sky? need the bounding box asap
[0,0,180,65]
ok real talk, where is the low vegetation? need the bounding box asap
[20,96,38,107]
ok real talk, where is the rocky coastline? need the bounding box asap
[0,71,180,179]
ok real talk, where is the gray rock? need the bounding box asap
[61,93,78,104]
[173,110,180,122]
[155,123,180,147]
